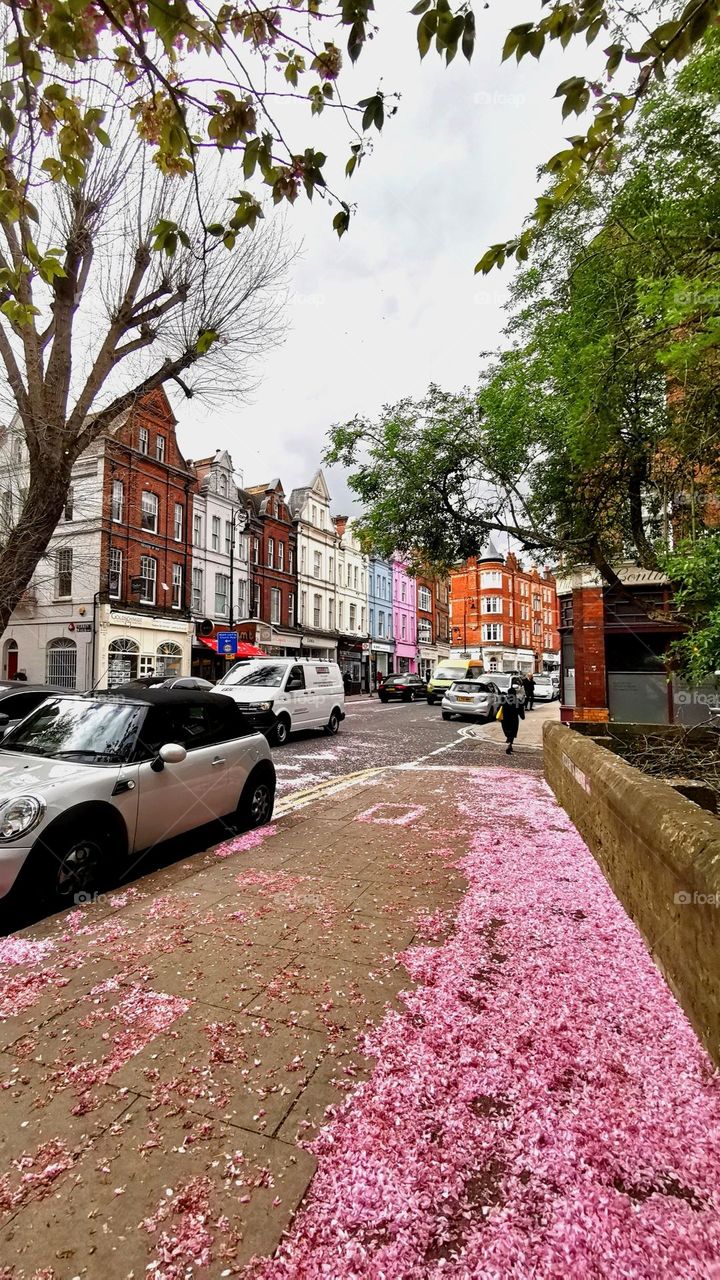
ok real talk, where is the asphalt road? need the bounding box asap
[273,694,557,797]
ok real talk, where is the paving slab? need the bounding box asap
[3,1102,315,1278]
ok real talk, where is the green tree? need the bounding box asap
[326,33,720,596]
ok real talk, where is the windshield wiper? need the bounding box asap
[51,749,118,761]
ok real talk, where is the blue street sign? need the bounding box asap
[217,630,238,656]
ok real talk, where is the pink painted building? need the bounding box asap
[392,556,417,672]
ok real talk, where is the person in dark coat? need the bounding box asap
[500,689,522,754]
[523,674,535,710]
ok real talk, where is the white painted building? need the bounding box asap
[289,469,339,661]
[189,449,250,635]
[334,517,370,691]
[0,420,103,688]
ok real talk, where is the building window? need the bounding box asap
[193,513,202,546]
[237,577,247,618]
[225,521,233,555]
[401,580,406,603]
[174,503,183,542]
[328,597,334,629]
[46,638,77,689]
[338,601,343,630]
[156,640,182,677]
[534,619,542,635]
[484,596,501,614]
[56,548,73,598]
[278,542,285,572]
[313,593,322,628]
[289,548,294,575]
[139,555,157,604]
[482,623,503,642]
[312,504,317,525]
[349,603,356,630]
[320,508,325,528]
[172,563,183,609]
[252,584,261,618]
[378,611,385,638]
[108,637,139,686]
[111,479,124,523]
[252,537,259,564]
[109,547,122,599]
[156,434,166,462]
[64,487,73,521]
[141,491,158,533]
[419,618,432,643]
[268,538,275,569]
[139,426,149,455]
[346,564,351,587]
[361,607,365,632]
[481,571,502,589]
[214,572,229,616]
[533,594,541,610]
[401,614,406,640]
[271,588,281,624]
[219,473,228,497]
[301,591,307,624]
[191,567,203,613]
[353,566,358,591]
[418,586,431,612]
[211,516,220,551]
[328,554,334,580]
[313,550,322,579]
[288,592,295,626]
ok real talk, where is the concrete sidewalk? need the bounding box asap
[1,757,719,1278]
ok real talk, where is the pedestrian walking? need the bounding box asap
[523,673,535,710]
[497,689,523,754]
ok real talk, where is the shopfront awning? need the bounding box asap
[197,637,266,657]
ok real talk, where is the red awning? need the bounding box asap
[198,638,266,657]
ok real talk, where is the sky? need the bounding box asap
[172,1,598,516]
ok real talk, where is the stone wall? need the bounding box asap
[544,720,720,1066]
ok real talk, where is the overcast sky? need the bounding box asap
[172,1,597,516]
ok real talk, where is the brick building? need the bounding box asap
[243,479,300,656]
[449,542,560,674]
[416,574,451,681]
[98,389,197,684]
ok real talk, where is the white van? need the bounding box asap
[216,658,345,745]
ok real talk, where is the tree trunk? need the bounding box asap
[0,457,73,636]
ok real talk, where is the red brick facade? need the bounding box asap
[450,549,560,667]
[100,390,196,617]
[245,481,298,631]
[567,587,608,721]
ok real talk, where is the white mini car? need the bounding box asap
[0,689,275,908]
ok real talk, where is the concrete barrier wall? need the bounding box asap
[544,721,720,1066]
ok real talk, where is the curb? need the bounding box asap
[274,766,384,818]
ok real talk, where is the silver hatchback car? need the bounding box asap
[0,688,275,909]
[441,679,500,722]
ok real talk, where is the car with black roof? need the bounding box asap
[0,686,275,910]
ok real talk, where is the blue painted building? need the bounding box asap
[368,555,395,686]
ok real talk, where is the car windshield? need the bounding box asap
[535,676,552,685]
[453,682,490,693]
[434,666,468,681]
[217,660,263,687]
[1,697,145,763]
[231,664,287,689]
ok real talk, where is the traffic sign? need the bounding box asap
[217,630,238,656]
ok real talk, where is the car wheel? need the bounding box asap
[442,711,452,721]
[272,715,291,746]
[427,696,435,705]
[236,768,275,830]
[324,709,341,736]
[379,695,388,704]
[35,824,117,908]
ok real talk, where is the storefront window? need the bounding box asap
[157,641,182,678]
[108,637,139,686]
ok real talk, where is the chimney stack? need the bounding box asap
[333,515,348,538]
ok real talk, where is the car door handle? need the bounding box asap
[211,756,226,766]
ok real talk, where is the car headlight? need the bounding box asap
[0,795,45,842]
[243,701,274,713]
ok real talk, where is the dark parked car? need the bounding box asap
[378,673,428,703]
[0,683,65,733]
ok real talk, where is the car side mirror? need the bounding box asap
[286,678,303,692]
[0,712,8,739]
[151,742,188,772]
